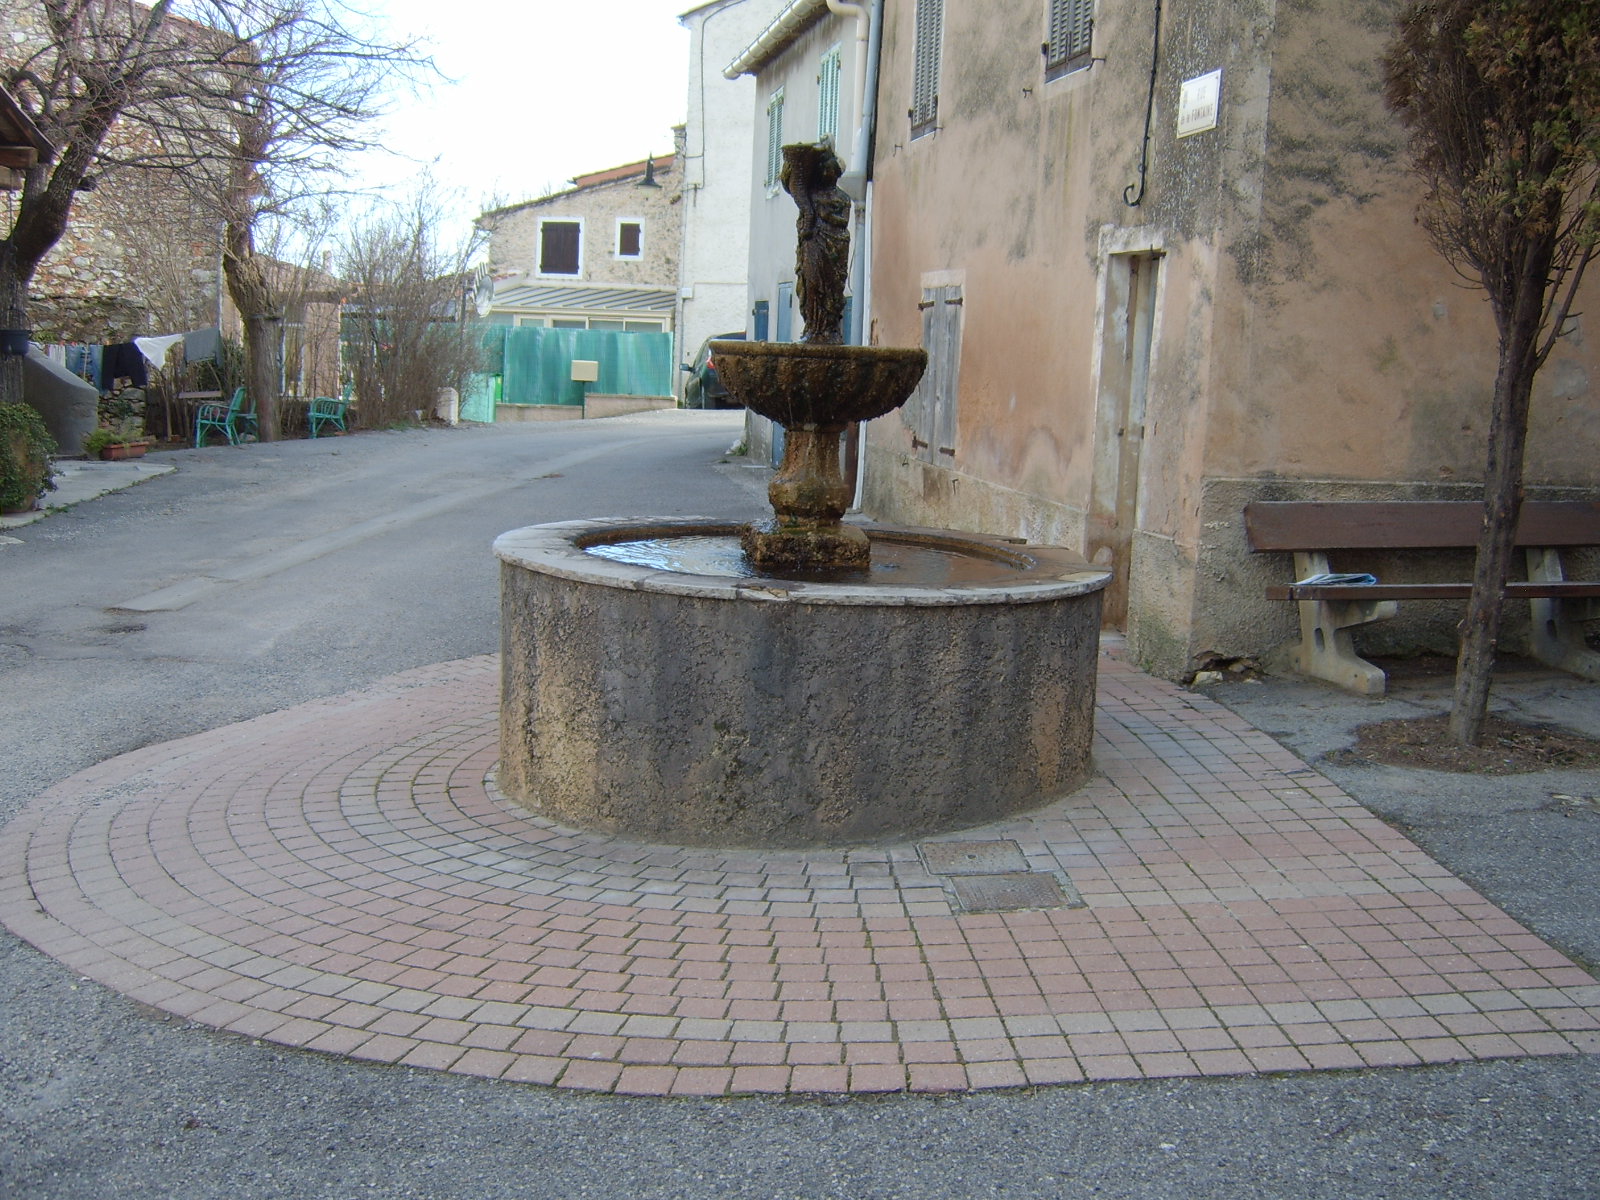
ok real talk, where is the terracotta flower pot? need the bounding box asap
[99,440,152,461]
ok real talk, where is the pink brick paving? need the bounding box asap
[1,645,1595,1096]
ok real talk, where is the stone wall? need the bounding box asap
[482,164,682,288]
[0,1,224,344]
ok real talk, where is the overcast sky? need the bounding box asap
[347,0,692,244]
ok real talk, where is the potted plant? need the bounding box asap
[83,420,153,461]
[0,401,57,513]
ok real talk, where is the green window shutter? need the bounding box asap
[819,47,842,141]
[766,89,785,187]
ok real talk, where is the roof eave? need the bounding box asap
[723,0,830,79]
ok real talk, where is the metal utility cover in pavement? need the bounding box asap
[920,839,1030,875]
[948,871,1085,914]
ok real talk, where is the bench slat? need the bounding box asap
[1267,580,1600,601]
[1245,500,1600,551]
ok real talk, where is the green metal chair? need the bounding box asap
[308,383,352,438]
[193,387,256,447]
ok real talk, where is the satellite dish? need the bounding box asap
[473,271,495,317]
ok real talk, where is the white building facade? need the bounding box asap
[675,0,795,393]
[725,0,876,462]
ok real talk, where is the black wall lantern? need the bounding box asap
[0,329,31,357]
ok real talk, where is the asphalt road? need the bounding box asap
[2,413,1596,1200]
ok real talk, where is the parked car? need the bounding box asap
[681,332,746,408]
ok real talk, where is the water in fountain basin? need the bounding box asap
[585,532,1038,587]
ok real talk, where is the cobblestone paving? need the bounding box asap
[3,647,1595,1095]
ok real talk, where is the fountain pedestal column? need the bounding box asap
[743,424,868,570]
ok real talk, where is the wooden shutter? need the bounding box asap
[906,284,962,461]
[540,221,580,276]
[911,0,942,137]
[765,90,785,186]
[819,48,842,141]
[1046,0,1093,79]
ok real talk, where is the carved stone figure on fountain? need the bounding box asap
[781,141,851,345]
[705,140,927,571]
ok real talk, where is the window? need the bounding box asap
[910,0,942,138]
[539,316,664,332]
[818,46,842,142]
[765,89,785,188]
[753,300,770,341]
[1045,0,1093,80]
[616,220,643,259]
[538,219,582,276]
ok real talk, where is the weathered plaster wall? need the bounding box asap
[863,0,1245,661]
[1173,0,1600,678]
[864,0,1598,682]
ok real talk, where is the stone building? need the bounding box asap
[1,1,340,403]
[476,147,684,336]
[0,0,223,344]
[857,0,1599,680]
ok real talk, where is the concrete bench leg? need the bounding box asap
[1526,548,1600,682]
[1291,552,1399,695]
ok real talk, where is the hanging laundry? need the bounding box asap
[65,343,102,387]
[134,333,185,368]
[184,326,222,363]
[101,342,149,390]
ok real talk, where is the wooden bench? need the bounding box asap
[1244,500,1600,694]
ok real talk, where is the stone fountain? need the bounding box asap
[494,142,1110,848]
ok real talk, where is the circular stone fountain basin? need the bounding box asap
[708,341,928,428]
[495,518,1111,848]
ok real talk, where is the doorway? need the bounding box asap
[1088,251,1160,628]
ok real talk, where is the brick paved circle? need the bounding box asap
[1,649,1595,1095]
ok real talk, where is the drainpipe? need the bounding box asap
[828,0,874,204]
[832,0,883,509]
[853,0,884,331]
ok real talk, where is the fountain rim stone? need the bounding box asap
[492,517,1112,608]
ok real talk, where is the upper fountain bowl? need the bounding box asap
[709,340,928,429]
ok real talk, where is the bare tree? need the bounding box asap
[1,0,429,432]
[189,0,430,440]
[1,0,182,406]
[1384,0,1600,745]
[338,184,485,429]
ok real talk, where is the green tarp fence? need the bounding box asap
[476,326,673,408]
[461,374,497,423]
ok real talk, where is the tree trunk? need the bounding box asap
[244,313,282,440]
[222,224,281,442]
[0,243,25,409]
[1448,245,1551,745]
